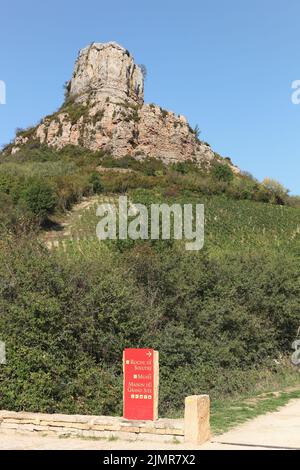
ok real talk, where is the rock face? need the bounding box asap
[11,42,232,169]
[69,42,144,106]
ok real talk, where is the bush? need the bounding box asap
[172,161,195,175]
[228,177,259,200]
[212,163,234,182]
[89,172,103,194]
[0,229,299,415]
[1,144,300,417]
[21,179,57,218]
[262,178,289,205]
[60,102,89,125]
[253,185,272,203]
[0,237,146,414]
[53,173,91,212]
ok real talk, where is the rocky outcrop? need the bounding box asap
[69,42,144,106]
[10,42,237,170]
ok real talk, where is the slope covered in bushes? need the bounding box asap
[0,144,300,416]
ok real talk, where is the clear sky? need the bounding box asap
[1,0,300,193]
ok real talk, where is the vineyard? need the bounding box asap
[44,190,300,259]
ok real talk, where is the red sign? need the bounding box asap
[123,348,158,421]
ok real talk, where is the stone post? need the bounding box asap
[184,395,210,445]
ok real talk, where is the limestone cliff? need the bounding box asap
[11,42,236,170]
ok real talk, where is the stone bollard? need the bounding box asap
[184,395,211,445]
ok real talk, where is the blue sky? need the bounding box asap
[1,0,300,193]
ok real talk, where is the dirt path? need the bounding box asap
[1,398,300,450]
[205,397,300,450]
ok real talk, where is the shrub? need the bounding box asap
[262,178,289,205]
[53,173,91,212]
[212,163,234,182]
[89,172,103,193]
[60,102,89,125]
[142,159,166,176]
[21,179,57,218]
[253,185,272,203]
[228,177,258,200]
[0,222,300,415]
[101,172,158,193]
[0,237,145,414]
[16,126,36,140]
[172,162,189,175]
[171,161,198,175]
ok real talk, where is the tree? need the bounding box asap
[194,124,201,140]
[262,178,289,205]
[63,80,71,100]
[139,64,148,80]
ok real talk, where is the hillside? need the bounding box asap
[1,141,300,417]
[44,190,300,256]
[0,41,300,419]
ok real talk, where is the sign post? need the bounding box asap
[123,348,159,421]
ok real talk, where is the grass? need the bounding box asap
[79,435,108,441]
[170,437,181,444]
[211,386,300,435]
[165,367,300,435]
[58,433,116,441]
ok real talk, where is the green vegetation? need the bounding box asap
[211,384,300,435]
[0,229,299,416]
[116,101,141,123]
[0,145,105,225]
[212,163,234,182]
[188,124,201,141]
[88,172,103,194]
[193,124,201,141]
[21,179,57,219]
[0,143,299,419]
[60,101,89,125]
[16,126,36,140]
[139,64,148,80]
[45,190,300,258]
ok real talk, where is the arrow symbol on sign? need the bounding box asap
[146,351,152,358]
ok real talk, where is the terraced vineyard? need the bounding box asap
[44,195,118,255]
[44,189,300,258]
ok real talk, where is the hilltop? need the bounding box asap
[5,41,238,172]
